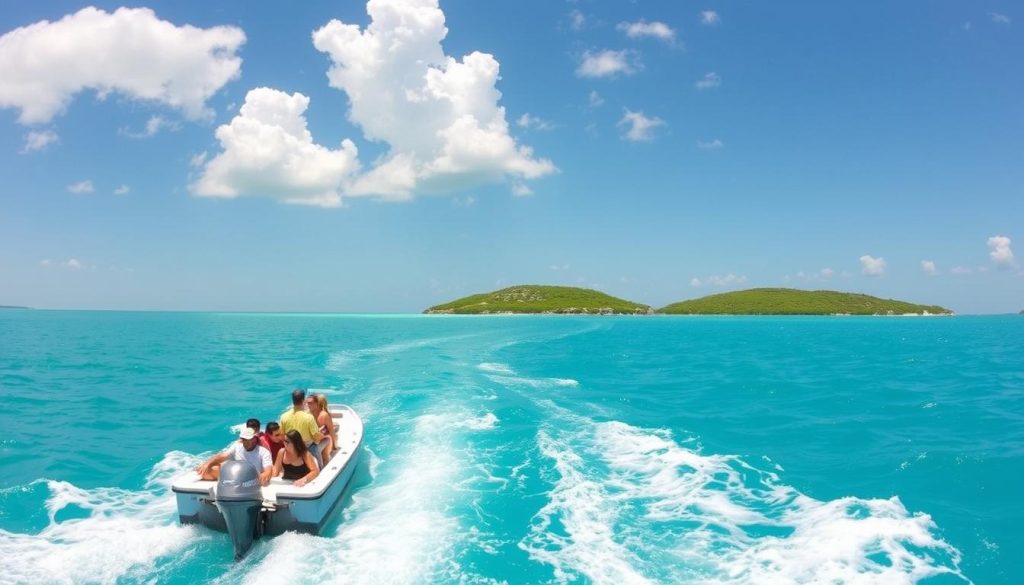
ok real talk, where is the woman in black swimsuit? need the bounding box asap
[272,430,320,487]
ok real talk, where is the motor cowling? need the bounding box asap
[215,460,263,560]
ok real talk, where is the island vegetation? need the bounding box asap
[424,285,652,314]
[426,286,952,315]
[659,288,952,315]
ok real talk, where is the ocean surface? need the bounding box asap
[0,311,1021,584]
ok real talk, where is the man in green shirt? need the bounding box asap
[281,389,323,460]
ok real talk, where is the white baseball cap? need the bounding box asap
[239,427,258,440]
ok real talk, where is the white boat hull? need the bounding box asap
[173,404,363,536]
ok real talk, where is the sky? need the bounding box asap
[0,0,1021,313]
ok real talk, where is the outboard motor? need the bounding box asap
[215,460,263,560]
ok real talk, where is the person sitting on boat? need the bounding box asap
[280,389,322,461]
[263,421,285,462]
[307,393,337,468]
[273,430,320,487]
[195,427,273,486]
[245,418,263,445]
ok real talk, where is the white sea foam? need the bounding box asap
[327,334,478,370]
[477,362,515,375]
[0,451,205,585]
[521,421,969,585]
[463,412,500,430]
[479,363,579,389]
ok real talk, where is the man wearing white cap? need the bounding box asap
[196,426,274,486]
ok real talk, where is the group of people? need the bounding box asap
[195,389,339,488]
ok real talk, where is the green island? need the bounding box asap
[426,286,952,315]
[424,285,652,314]
[0,305,30,310]
[661,288,951,315]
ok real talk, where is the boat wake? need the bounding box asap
[477,362,578,388]
[0,451,205,584]
[520,419,970,585]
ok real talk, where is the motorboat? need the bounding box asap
[172,404,363,559]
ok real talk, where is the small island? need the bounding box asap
[0,305,30,310]
[426,286,952,315]
[424,285,652,314]
[660,288,952,315]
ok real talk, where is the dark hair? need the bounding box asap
[291,389,306,406]
[285,430,308,458]
[246,418,260,431]
[266,421,280,433]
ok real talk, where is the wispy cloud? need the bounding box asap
[67,180,95,194]
[987,235,1015,268]
[113,185,131,195]
[568,9,587,31]
[120,115,180,139]
[588,90,605,108]
[700,11,720,26]
[576,49,640,78]
[921,260,938,276]
[617,20,676,43]
[860,255,886,277]
[697,138,723,150]
[950,266,973,275]
[516,113,555,131]
[691,273,747,287]
[21,129,59,153]
[41,258,97,270]
[696,72,721,90]
[618,109,665,142]
[990,12,1011,25]
[794,268,837,281]
[511,183,533,197]
[549,263,571,271]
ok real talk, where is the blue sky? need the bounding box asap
[0,1,1021,313]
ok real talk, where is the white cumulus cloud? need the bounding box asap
[697,138,723,150]
[576,49,640,78]
[990,13,1011,25]
[701,11,721,26]
[191,88,360,208]
[114,185,130,195]
[618,109,665,142]
[987,235,1015,268]
[0,7,245,124]
[21,129,59,153]
[921,260,938,275]
[860,255,886,277]
[696,72,722,90]
[617,20,676,43]
[691,274,747,287]
[67,180,94,194]
[311,0,555,200]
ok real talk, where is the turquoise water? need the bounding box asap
[0,311,1021,584]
